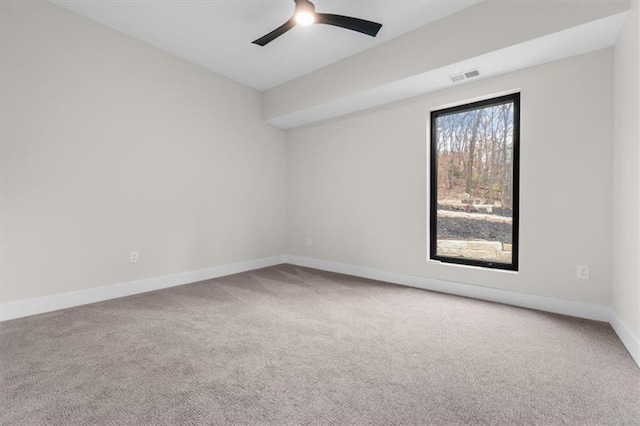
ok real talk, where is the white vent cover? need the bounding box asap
[449,69,480,83]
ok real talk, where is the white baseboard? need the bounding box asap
[3,253,637,369]
[0,256,286,322]
[284,255,611,322]
[284,255,640,367]
[609,309,640,367]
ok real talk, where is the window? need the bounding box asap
[430,93,520,270]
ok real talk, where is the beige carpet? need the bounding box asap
[1,265,639,425]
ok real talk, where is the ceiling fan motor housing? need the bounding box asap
[295,0,316,15]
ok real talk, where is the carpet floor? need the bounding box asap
[1,265,639,425]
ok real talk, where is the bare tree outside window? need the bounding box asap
[430,94,520,270]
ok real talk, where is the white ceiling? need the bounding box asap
[51,0,483,91]
[267,13,627,128]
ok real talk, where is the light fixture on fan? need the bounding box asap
[295,11,315,26]
[294,1,316,26]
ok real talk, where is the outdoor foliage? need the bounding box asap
[435,102,514,208]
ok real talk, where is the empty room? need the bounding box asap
[1,0,639,424]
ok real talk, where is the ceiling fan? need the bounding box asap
[252,0,383,47]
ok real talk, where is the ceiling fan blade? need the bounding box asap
[252,18,296,46]
[315,13,382,37]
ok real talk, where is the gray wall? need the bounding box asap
[286,50,613,306]
[612,1,640,341]
[0,2,287,303]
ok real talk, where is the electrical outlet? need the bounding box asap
[130,251,139,263]
[306,238,312,247]
[577,265,589,280]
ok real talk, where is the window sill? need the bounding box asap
[427,259,519,274]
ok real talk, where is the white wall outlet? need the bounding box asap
[306,238,312,247]
[577,265,589,280]
[130,251,139,263]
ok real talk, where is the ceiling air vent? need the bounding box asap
[449,69,480,83]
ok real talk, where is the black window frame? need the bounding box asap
[429,93,520,271]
